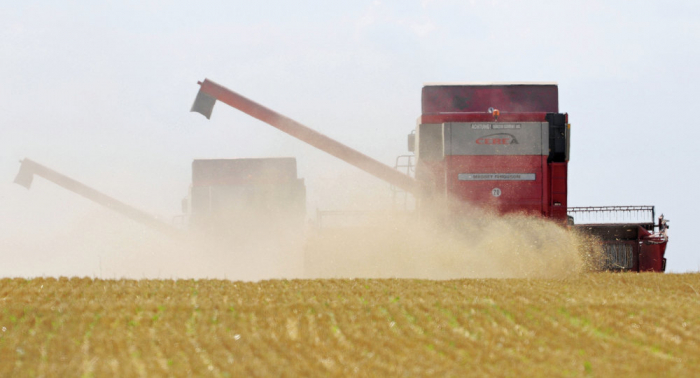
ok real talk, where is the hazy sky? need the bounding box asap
[1,1,698,276]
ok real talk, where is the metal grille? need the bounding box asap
[567,206,655,224]
[603,243,635,270]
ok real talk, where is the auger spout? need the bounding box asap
[14,158,181,237]
[191,78,419,195]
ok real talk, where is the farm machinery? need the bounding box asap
[190,79,669,272]
[14,79,669,273]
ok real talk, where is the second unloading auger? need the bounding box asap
[14,158,181,237]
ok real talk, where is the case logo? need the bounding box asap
[475,133,519,145]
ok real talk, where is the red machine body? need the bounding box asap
[572,209,669,272]
[190,79,669,272]
[414,83,569,221]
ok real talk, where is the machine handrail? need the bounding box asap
[567,205,655,224]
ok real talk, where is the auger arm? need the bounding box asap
[14,158,181,237]
[191,78,419,195]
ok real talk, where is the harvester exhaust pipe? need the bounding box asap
[191,79,419,195]
[14,159,181,237]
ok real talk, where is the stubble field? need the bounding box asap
[1,273,699,377]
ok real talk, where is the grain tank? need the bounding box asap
[184,158,306,238]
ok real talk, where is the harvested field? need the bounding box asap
[1,273,699,377]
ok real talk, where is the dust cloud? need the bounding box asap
[2,166,599,281]
[1,207,307,281]
[305,202,596,280]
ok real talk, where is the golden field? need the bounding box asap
[1,274,698,377]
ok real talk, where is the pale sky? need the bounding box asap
[1,0,698,276]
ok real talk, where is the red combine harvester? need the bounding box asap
[191,79,669,272]
[13,79,669,274]
[415,83,669,271]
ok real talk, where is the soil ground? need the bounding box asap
[1,273,698,377]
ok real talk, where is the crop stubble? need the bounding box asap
[0,274,698,377]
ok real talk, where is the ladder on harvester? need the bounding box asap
[391,154,416,211]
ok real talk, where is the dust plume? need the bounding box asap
[0,208,308,281]
[304,203,597,280]
[3,165,600,281]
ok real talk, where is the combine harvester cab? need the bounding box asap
[413,82,569,220]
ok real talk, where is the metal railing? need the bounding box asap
[567,205,655,224]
